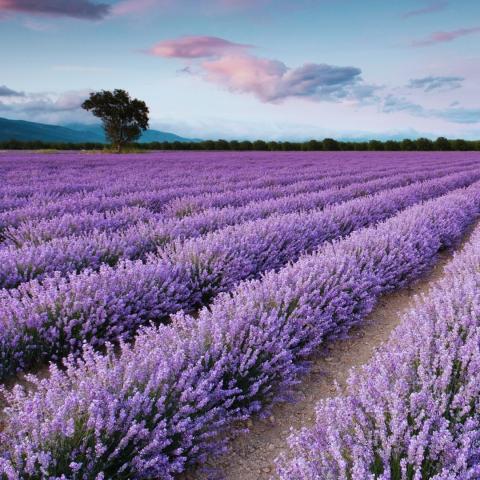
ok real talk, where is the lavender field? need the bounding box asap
[1,150,480,479]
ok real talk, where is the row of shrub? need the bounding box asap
[1,136,480,151]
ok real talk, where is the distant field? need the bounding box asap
[1,150,480,479]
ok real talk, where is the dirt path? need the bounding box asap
[186,224,479,480]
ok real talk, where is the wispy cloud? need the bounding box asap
[382,95,480,124]
[437,108,480,124]
[52,65,111,73]
[0,0,110,20]
[111,0,165,16]
[407,75,464,92]
[0,89,93,123]
[411,26,480,46]
[0,85,24,97]
[402,1,448,18]
[382,95,425,116]
[149,35,253,58]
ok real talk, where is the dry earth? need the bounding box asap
[185,223,479,480]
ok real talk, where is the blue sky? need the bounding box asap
[1,0,480,139]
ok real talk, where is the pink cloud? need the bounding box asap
[112,0,271,17]
[402,1,448,18]
[201,54,367,103]
[111,0,168,16]
[203,55,287,101]
[151,34,374,103]
[411,26,480,46]
[0,0,109,19]
[149,35,253,58]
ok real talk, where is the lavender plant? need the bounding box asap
[0,184,479,478]
[0,173,477,378]
[1,165,473,289]
[276,226,480,480]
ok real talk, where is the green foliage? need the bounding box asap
[1,137,479,151]
[81,89,149,152]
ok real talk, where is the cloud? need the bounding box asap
[382,95,426,116]
[111,0,163,16]
[0,0,110,20]
[411,26,480,46]
[437,108,480,124]
[149,35,252,58]
[402,1,448,18]
[382,95,480,124]
[0,85,24,97]
[202,56,369,103]
[0,89,94,124]
[52,64,111,73]
[151,35,377,104]
[407,75,464,92]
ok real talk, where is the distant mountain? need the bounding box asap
[0,117,197,144]
[64,123,199,143]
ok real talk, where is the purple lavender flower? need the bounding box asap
[1,174,479,478]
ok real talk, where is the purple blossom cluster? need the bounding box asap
[0,182,479,478]
[276,226,480,480]
[0,170,477,379]
[1,154,343,230]
[1,164,476,289]
[0,159,447,244]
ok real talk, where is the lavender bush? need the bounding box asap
[276,226,480,480]
[0,172,478,378]
[0,160,439,243]
[0,184,479,478]
[1,165,475,289]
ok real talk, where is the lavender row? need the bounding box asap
[1,150,408,211]
[0,162,406,232]
[277,226,480,479]
[0,159,345,213]
[1,182,479,479]
[1,152,474,219]
[161,160,478,218]
[0,165,466,287]
[0,151,465,195]
[0,171,477,378]
[8,157,468,248]
[0,165,454,287]
[1,206,159,248]
[0,163,403,244]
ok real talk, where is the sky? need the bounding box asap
[1,0,480,140]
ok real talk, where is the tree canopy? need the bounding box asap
[82,89,149,152]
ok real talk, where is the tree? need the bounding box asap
[401,139,416,151]
[451,139,470,151]
[322,138,339,151]
[434,136,451,151]
[252,140,268,150]
[384,140,400,150]
[368,140,384,151]
[415,137,433,151]
[81,89,149,152]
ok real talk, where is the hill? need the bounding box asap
[0,117,196,144]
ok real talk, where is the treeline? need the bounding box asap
[1,136,480,151]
